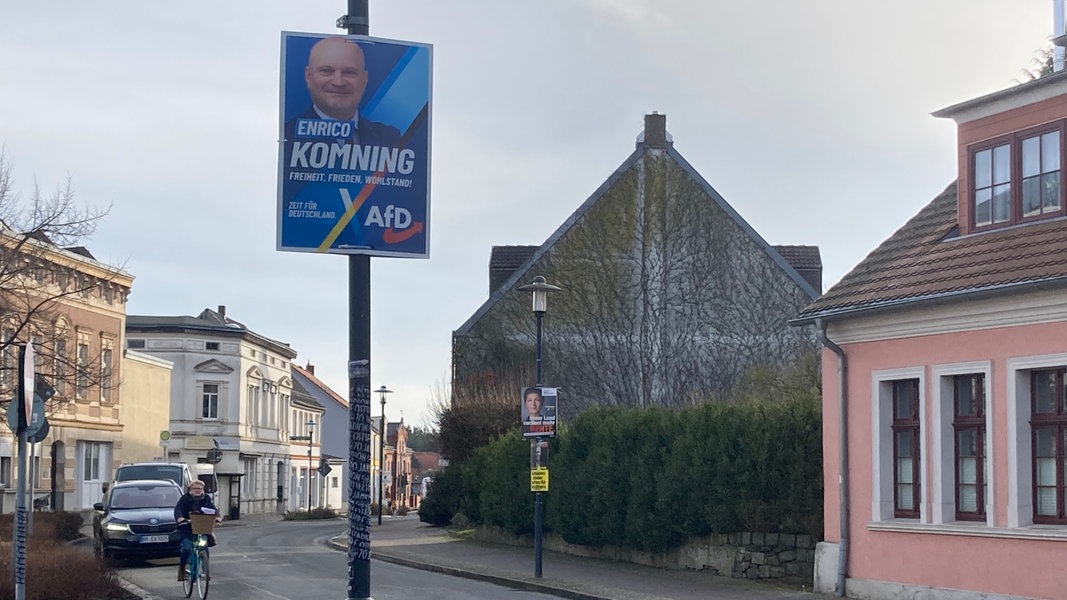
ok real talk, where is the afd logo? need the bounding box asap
[364,205,423,244]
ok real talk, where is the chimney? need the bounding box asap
[642,112,667,149]
[305,362,315,375]
[217,305,226,320]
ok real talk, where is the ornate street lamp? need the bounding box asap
[376,385,392,525]
[517,275,560,578]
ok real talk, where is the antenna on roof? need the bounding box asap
[1054,0,1067,72]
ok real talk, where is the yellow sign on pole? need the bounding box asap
[530,467,549,492]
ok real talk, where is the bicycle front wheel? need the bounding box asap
[196,548,210,599]
[182,554,194,598]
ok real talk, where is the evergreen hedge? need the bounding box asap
[421,397,822,552]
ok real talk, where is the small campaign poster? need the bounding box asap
[278,32,432,257]
[521,386,557,438]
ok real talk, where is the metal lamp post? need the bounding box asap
[517,275,560,578]
[376,385,392,525]
[307,419,315,510]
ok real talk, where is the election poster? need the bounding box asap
[277,32,432,257]
[521,386,557,438]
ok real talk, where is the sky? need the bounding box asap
[0,1,1054,428]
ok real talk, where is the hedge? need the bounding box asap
[420,397,822,552]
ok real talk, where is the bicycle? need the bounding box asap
[182,513,218,599]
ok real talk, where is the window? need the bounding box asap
[1,326,15,389]
[1022,131,1061,219]
[127,339,145,349]
[974,143,1011,227]
[202,383,219,419]
[53,336,67,396]
[0,456,10,486]
[82,442,103,480]
[206,341,219,351]
[75,342,89,399]
[893,379,921,518]
[1031,368,1067,524]
[972,124,1066,230]
[100,347,113,402]
[332,476,338,489]
[242,458,257,498]
[954,374,986,521]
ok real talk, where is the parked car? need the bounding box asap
[93,480,184,561]
[114,462,193,489]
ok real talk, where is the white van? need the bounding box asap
[114,462,193,490]
[194,464,218,496]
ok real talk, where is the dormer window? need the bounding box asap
[971,124,1064,230]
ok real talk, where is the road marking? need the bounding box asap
[237,581,294,599]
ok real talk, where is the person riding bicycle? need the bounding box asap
[174,480,221,581]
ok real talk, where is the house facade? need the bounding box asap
[385,420,411,508]
[0,231,134,512]
[117,349,173,464]
[292,364,353,511]
[125,306,308,518]
[795,68,1067,598]
[453,113,821,413]
[287,380,324,511]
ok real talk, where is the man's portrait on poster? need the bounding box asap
[285,36,402,148]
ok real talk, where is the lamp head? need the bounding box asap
[517,275,561,314]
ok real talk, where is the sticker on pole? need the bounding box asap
[530,467,549,492]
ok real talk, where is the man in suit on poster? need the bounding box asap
[286,36,401,148]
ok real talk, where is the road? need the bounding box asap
[115,519,560,600]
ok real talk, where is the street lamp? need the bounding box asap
[517,275,560,579]
[307,419,315,510]
[376,385,392,525]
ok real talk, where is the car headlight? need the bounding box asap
[105,522,131,533]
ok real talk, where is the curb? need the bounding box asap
[326,536,658,600]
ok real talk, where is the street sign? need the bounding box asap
[21,344,34,432]
[25,394,46,438]
[530,467,549,492]
[205,448,223,464]
[160,430,171,442]
[28,417,49,444]
[318,457,332,477]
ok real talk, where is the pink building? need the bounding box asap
[795,46,1067,599]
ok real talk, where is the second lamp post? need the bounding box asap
[376,385,392,525]
[517,275,560,579]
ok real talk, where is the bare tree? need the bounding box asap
[0,150,128,414]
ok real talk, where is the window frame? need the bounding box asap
[953,373,986,521]
[201,382,220,420]
[970,122,1067,232]
[892,378,922,518]
[1030,367,1067,525]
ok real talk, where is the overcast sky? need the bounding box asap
[0,2,1053,427]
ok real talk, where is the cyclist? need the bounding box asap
[174,480,221,581]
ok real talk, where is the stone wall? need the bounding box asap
[474,526,815,585]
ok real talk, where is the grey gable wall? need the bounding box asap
[452,116,819,415]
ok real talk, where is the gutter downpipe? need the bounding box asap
[817,318,849,597]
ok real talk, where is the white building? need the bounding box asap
[125,305,320,518]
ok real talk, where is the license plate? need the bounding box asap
[140,535,169,543]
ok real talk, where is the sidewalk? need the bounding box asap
[331,516,827,600]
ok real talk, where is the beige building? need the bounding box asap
[117,350,173,464]
[0,229,135,511]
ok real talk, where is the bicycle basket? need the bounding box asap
[190,514,216,534]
